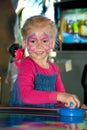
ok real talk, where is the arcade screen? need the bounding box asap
[54,0,87,50]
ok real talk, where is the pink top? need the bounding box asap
[18,57,65,104]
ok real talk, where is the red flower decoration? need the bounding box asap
[15,48,24,60]
[13,61,20,68]
[13,48,24,68]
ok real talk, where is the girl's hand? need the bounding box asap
[81,104,87,110]
[57,92,80,108]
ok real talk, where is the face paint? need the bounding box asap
[26,34,36,54]
[26,32,51,54]
[41,33,51,53]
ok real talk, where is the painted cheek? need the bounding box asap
[26,34,37,53]
[41,34,51,53]
[28,45,36,54]
[27,42,35,54]
[43,43,51,53]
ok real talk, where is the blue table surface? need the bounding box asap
[0,106,87,130]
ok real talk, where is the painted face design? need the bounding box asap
[26,33,51,54]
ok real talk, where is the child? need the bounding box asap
[5,43,21,91]
[10,15,80,108]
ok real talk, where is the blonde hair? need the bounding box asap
[21,15,57,40]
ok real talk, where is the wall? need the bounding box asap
[0,0,16,104]
[56,51,87,104]
[0,0,15,76]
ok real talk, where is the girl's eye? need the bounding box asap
[42,39,49,44]
[30,39,36,44]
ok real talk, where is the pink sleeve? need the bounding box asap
[18,58,58,104]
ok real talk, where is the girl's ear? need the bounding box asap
[22,40,26,49]
[51,40,55,49]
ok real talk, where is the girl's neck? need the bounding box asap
[30,57,49,69]
[37,62,49,69]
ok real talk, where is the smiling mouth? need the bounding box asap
[35,51,44,55]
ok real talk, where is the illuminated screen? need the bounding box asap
[61,8,87,44]
[54,0,87,50]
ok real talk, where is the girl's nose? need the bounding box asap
[36,40,42,47]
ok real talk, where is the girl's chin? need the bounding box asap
[31,54,48,60]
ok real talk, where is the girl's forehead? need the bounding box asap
[27,30,50,38]
[27,26,52,37]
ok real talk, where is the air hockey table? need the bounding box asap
[0,106,87,130]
